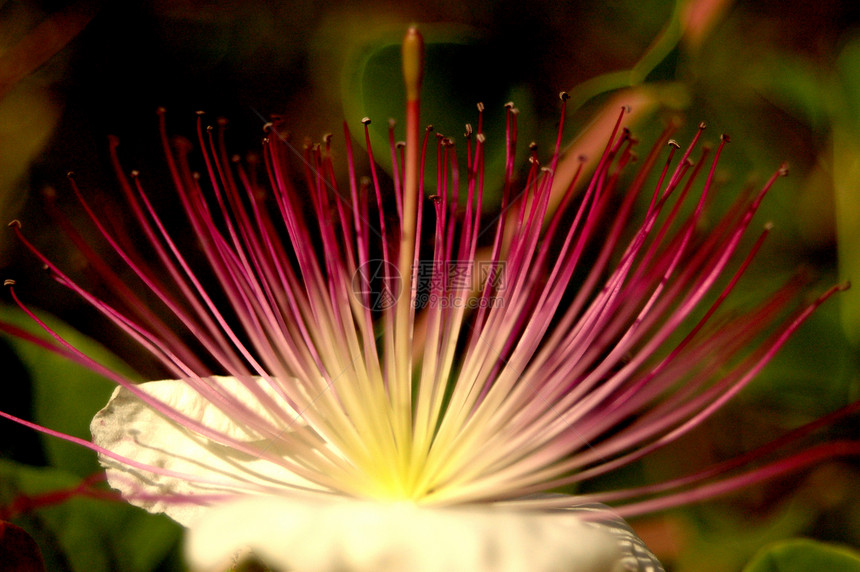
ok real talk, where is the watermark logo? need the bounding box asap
[350,260,506,311]
[351,259,402,310]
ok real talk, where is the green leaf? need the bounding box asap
[743,538,860,572]
[740,297,856,416]
[0,459,181,572]
[655,490,816,572]
[837,36,860,127]
[0,304,140,476]
[0,82,61,240]
[832,124,860,345]
[833,35,860,344]
[754,54,829,132]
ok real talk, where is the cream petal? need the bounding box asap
[185,495,626,572]
[565,504,664,571]
[90,376,320,526]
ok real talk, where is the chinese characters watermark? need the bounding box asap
[351,260,506,311]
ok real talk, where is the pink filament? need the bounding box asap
[1,97,854,513]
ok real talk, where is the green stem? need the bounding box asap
[567,0,685,111]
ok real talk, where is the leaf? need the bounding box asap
[750,53,830,132]
[656,489,816,572]
[742,538,860,572]
[740,299,855,417]
[0,82,61,237]
[0,459,181,572]
[836,36,860,127]
[833,35,860,344]
[0,304,140,477]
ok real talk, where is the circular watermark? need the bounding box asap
[351,259,402,311]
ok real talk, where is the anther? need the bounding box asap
[764,222,774,231]
[361,117,371,126]
[622,105,631,113]
[476,133,486,143]
[464,124,473,136]
[477,102,485,112]
[130,170,140,178]
[8,219,21,229]
[66,171,75,179]
[263,122,273,133]
[668,139,681,149]
[323,133,333,144]
[388,118,396,128]
[698,121,707,130]
[720,133,731,143]
[778,163,789,176]
[231,154,241,163]
[559,91,570,101]
[529,141,538,151]
[4,279,15,287]
[504,102,514,110]
[425,125,434,132]
[396,141,405,149]
[196,110,205,116]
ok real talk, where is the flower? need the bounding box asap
[1,26,853,572]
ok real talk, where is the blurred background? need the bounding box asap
[1,0,860,570]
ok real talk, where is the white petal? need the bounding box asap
[90,376,319,526]
[185,495,625,572]
[567,504,664,571]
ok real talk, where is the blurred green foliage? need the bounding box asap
[0,305,138,477]
[743,539,860,572]
[0,459,181,572]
